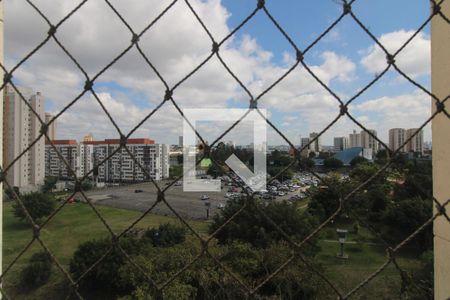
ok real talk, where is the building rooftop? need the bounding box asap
[332,147,364,166]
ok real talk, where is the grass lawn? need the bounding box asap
[315,220,425,299]
[2,201,209,298]
[3,201,427,299]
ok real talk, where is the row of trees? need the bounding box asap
[65,199,330,299]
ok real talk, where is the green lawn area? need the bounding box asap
[315,221,425,299]
[3,201,426,299]
[2,201,208,298]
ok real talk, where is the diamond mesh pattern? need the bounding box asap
[0,0,449,299]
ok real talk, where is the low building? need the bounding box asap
[332,147,373,166]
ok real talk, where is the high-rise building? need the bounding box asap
[3,84,45,189]
[389,128,406,152]
[83,134,94,142]
[45,140,78,179]
[45,138,170,182]
[300,137,310,149]
[88,138,170,182]
[309,132,321,152]
[178,136,183,147]
[333,137,348,152]
[78,141,94,177]
[406,128,423,154]
[360,129,379,153]
[349,130,361,148]
[44,112,56,141]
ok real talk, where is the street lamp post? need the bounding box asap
[336,229,349,259]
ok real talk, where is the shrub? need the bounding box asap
[144,223,186,247]
[13,192,55,223]
[19,252,52,291]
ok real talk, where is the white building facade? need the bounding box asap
[360,129,379,154]
[333,137,349,152]
[90,139,169,182]
[45,138,170,183]
[45,140,78,179]
[3,84,45,189]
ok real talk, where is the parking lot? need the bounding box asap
[84,173,314,220]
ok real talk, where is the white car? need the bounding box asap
[200,195,209,200]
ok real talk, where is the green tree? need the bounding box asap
[383,197,432,253]
[375,149,389,164]
[298,157,315,170]
[323,157,343,169]
[176,154,183,165]
[308,174,351,221]
[209,198,318,250]
[41,176,58,193]
[350,156,368,168]
[169,165,183,178]
[144,223,186,247]
[350,162,383,184]
[318,151,331,159]
[81,178,94,191]
[207,163,223,178]
[13,192,55,223]
[267,166,294,180]
[70,236,143,293]
[4,186,20,201]
[395,173,432,200]
[19,251,52,291]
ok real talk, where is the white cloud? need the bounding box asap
[352,89,432,141]
[10,0,431,147]
[360,30,430,78]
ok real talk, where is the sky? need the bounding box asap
[5,0,433,146]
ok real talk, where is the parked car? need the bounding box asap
[278,191,285,196]
[262,194,274,200]
[218,203,225,209]
[134,189,143,193]
[200,195,209,200]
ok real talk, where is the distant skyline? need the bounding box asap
[6,0,432,145]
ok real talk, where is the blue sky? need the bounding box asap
[6,0,433,145]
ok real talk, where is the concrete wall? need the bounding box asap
[431,1,450,299]
[0,0,4,292]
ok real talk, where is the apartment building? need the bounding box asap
[45,140,78,179]
[333,137,349,152]
[405,128,423,154]
[389,128,407,152]
[3,84,45,189]
[349,130,361,148]
[44,112,56,141]
[88,138,169,182]
[360,129,379,153]
[45,137,170,182]
[389,128,424,154]
[309,132,321,152]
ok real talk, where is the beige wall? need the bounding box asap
[0,0,4,292]
[431,1,450,299]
